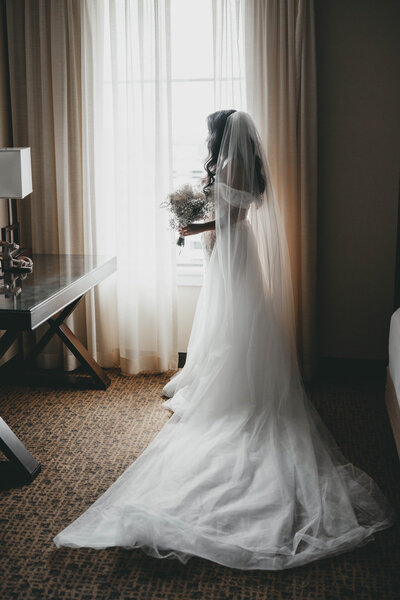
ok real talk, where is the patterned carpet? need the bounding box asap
[0,367,399,600]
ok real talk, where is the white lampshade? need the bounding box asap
[0,147,33,199]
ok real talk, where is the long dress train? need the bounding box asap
[53,217,395,570]
[54,111,395,569]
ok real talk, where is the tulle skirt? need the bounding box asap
[53,222,396,570]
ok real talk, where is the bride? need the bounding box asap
[54,110,395,570]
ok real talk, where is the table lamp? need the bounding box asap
[0,148,33,274]
[0,147,33,247]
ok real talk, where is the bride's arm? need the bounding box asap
[178,221,215,236]
[200,220,216,232]
[179,204,247,237]
[179,206,246,237]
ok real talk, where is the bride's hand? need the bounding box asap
[178,223,203,237]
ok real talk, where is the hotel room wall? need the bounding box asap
[315,0,400,361]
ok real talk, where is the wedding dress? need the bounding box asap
[53,112,395,570]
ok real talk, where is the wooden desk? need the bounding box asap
[0,253,117,483]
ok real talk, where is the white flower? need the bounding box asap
[161,183,214,231]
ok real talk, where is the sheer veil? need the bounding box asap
[212,111,302,421]
[215,111,296,349]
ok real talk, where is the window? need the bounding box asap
[102,0,245,285]
[171,0,215,279]
[171,0,245,284]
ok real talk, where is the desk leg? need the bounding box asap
[27,296,83,362]
[26,295,111,390]
[0,329,19,360]
[57,322,110,389]
[1,332,41,485]
[0,417,41,482]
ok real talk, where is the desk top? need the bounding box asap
[0,254,117,330]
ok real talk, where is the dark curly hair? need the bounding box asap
[202,110,236,194]
[202,109,266,196]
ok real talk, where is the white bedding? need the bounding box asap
[389,307,400,406]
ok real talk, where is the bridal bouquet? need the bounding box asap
[162,183,214,246]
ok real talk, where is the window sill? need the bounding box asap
[177,264,204,287]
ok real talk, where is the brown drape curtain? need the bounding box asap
[6,0,86,369]
[245,0,318,380]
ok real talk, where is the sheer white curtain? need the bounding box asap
[81,0,177,374]
[212,0,246,110]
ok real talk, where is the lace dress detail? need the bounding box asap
[201,229,216,263]
[201,186,216,264]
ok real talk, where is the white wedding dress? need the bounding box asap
[53,112,395,570]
